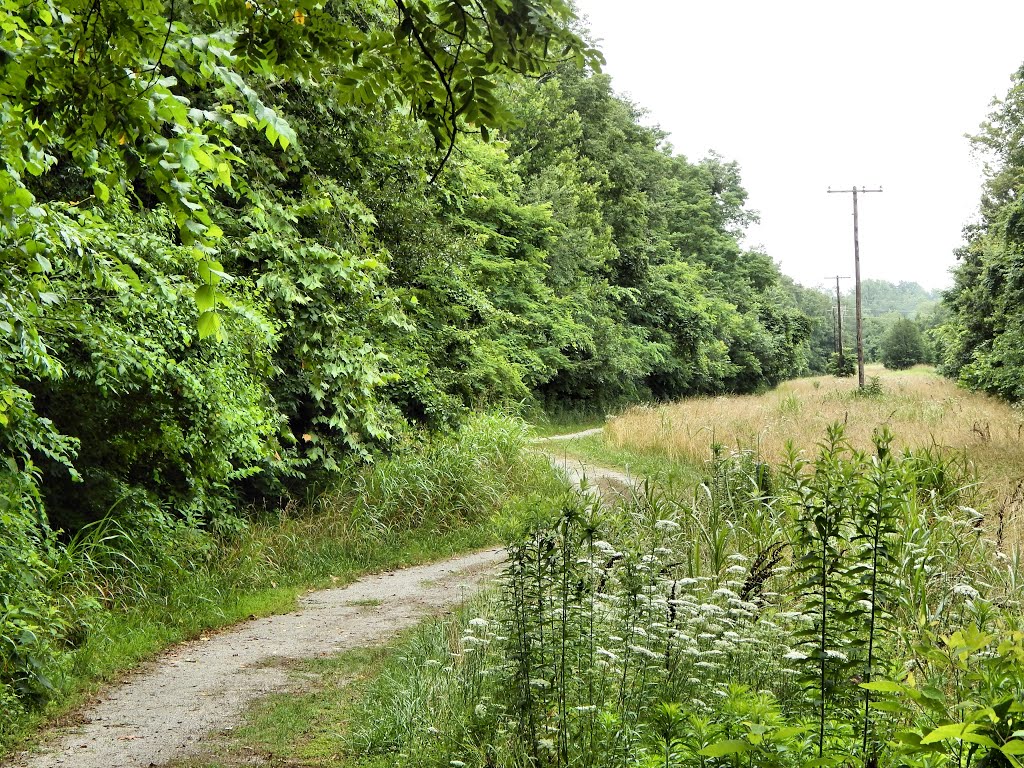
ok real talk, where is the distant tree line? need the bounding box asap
[784,279,941,373]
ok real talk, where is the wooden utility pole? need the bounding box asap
[827,186,883,388]
[825,275,850,367]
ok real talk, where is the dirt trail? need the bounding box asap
[536,428,639,498]
[546,451,637,498]
[533,427,604,442]
[5,549,504,768]
[7,431,629,768]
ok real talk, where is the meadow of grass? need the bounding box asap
[1,414,549,756]
[604,366,1024,528]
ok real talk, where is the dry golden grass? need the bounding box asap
[606,365,1024,515]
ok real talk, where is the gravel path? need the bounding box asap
[536,427,638,497]
[546,452,637,497]
[6,431,629,768]
[533,427,604,442]
[5,549,505,768]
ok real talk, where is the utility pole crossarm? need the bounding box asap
[827,185,884,389]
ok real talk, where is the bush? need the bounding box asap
[827,350,856,377]
[881,318,926,370]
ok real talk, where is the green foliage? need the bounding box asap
[828,350,857,377]
[327,427,1022,768]
[940,63,1024,401]
[882,318,927,370]
[0,0,823,736]
[0,413,533,747]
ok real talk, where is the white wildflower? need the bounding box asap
[953,583,980,600]
[630,644,662,660]
[655,519,681,531]
[783,650,808,661]
[468,617,489,628]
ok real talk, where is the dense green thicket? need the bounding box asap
[0,0,816,727]
[940,64,1024,401]
[881,318,927,370]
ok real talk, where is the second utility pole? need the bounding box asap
[827,185,882,388]
[825,275,850,367]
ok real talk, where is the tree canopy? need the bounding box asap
[938,63,1024,401]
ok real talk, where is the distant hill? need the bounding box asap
[846,280,942,318]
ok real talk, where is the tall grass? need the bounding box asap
[604,367,1024,544]
[0,413,541,754]
[316,426,1024,768]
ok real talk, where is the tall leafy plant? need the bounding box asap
[786,425,866,760]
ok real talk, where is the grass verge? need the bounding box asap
[1,413,545,757]
[173,599,498,768]
[539,434,703,494]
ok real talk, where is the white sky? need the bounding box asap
[573,0,1024,292]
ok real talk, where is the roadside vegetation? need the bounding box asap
[604,367,1024,524]
[1,0,827,742]
[0,415,546,753]
[195,388,1024,768]
[5,1,1024,764]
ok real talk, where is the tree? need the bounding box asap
[939,63,1024,401]
[881,319,925,370]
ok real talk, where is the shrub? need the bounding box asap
[881,319,926,370]
[827,350,856,377]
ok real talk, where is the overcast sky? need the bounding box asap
[573,0,1024,292]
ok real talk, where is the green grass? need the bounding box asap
[186,647,388,768]
[210,423,1024,768]
[174,604,493,768]
[542,433,703,492]
[6,520,496,759]
[1,413,547,757]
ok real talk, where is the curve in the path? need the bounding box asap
[532,427,604,442]
[545,452,638,498]
[5,548,505,768]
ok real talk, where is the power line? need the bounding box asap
[827,186,883,388]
